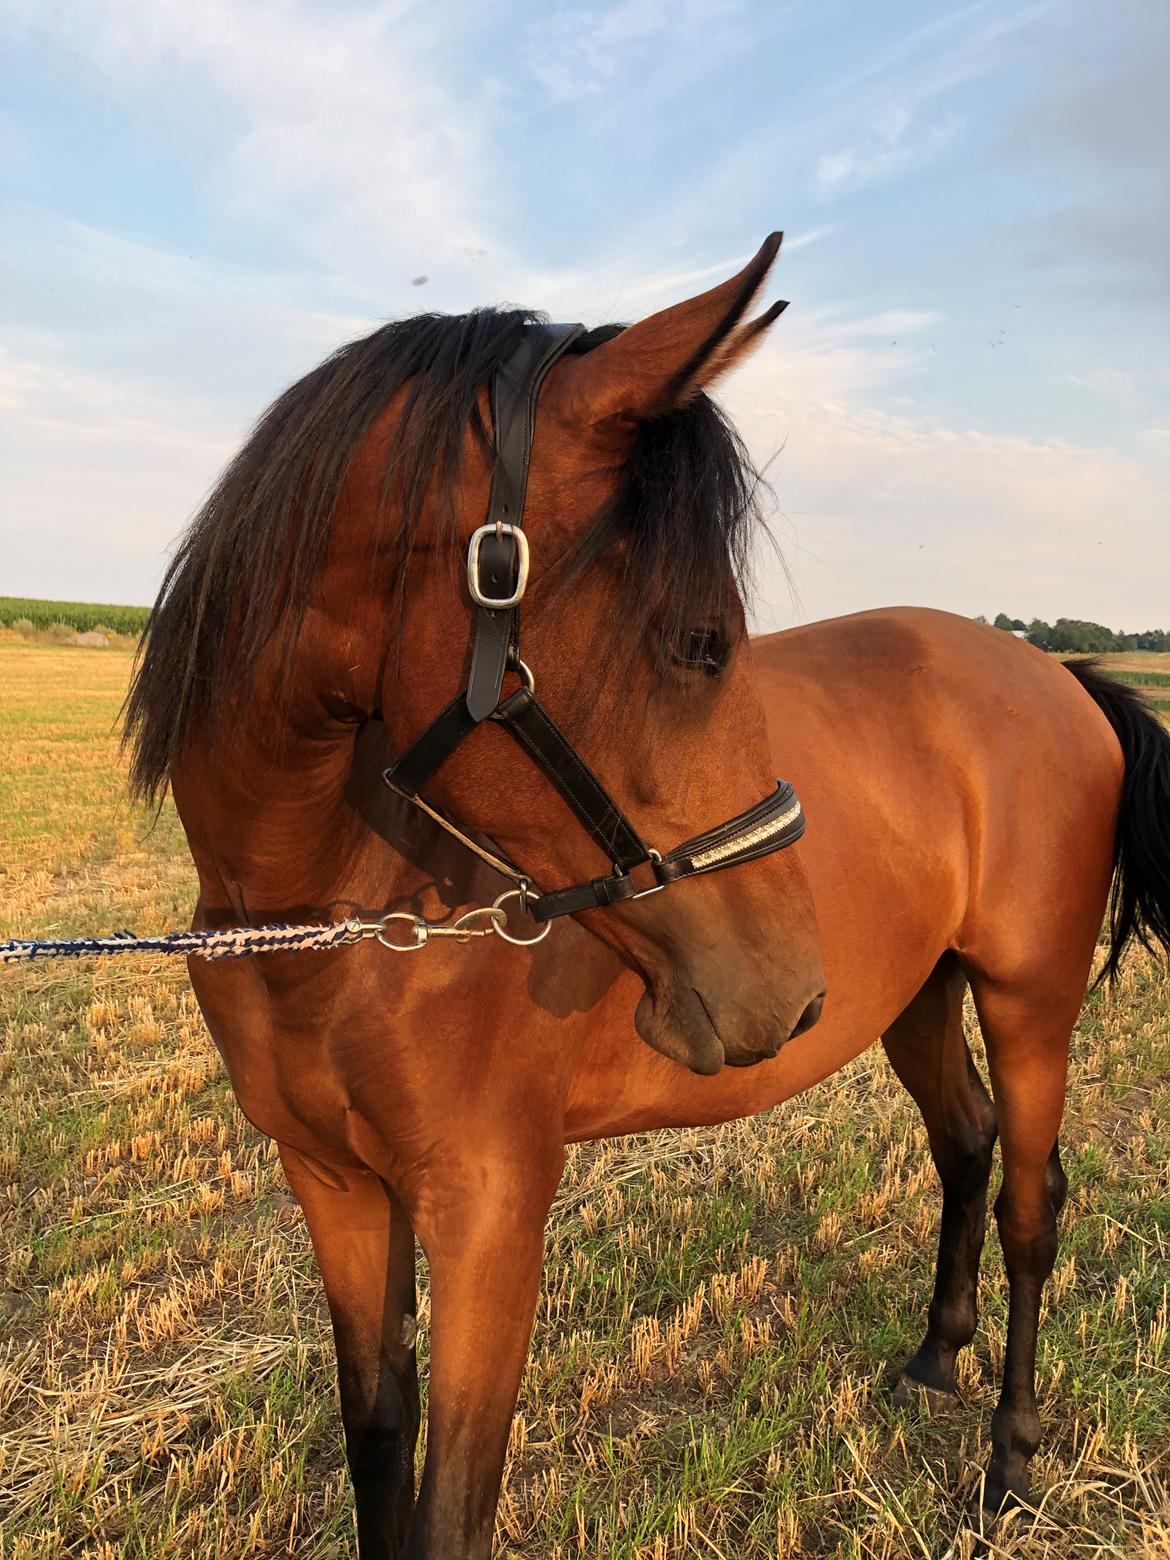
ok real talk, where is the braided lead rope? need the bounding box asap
[0,918,368,965]
[0,898,546,966]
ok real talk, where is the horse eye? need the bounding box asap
[673,627,730,677]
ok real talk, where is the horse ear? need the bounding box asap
[551,233,785,428]
[686,298,789,396]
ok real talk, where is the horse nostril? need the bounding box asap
[791,991,826,1038]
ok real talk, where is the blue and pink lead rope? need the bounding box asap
[0,919,369,964]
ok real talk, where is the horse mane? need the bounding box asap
[125,307,764,805]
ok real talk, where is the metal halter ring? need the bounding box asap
[491,888,553,946]
[508,655,536,694]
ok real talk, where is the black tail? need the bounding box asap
[1064,659,1170,983]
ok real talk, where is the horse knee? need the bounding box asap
[350,1357,418,1444]
[994,1189,1058,1280]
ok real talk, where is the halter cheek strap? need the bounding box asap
[352,323,806,927]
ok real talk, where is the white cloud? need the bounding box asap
[0,345,231,453]
[2,0,506,295]
[0,345,239,604]
[522,0,747,104]
[815,107,960,195]
[626,1,1048,244]
[781,225,839,254]
[815,307,942,340]
[717,337,1170,632]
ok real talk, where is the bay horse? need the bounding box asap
[124,235,1170,1557]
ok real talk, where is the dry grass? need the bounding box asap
[2,643,1169,1558]
[1093,652,1170,676]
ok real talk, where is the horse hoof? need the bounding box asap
[891,1371,961,1414]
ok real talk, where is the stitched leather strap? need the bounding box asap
[525,872,643,921]
[526,782,804,923]
[654,781,804,883]
[489,324,583,527]
[492,686,650,868]
[464,323,584,721]
[383,694,479,797]
[465,530,521,721]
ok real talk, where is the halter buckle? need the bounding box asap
[609,848,667,902]
[467,523,529,609]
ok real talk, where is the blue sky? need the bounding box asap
[2,0,1167,628]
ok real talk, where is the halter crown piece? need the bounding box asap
[355,324,806,930]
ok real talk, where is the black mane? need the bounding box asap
[125,307,764,804]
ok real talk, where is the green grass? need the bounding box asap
[2,644,1170,1557]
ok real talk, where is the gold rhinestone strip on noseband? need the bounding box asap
[687,800,804,872]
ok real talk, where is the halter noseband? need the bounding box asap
[357,323,805,927]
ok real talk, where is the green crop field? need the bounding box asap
[0,597,150,637]
[2,642,1169,1558]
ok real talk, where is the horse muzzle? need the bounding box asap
[634,964,827,1075]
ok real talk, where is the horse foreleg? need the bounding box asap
[882,954,997,1405]
[279,1145,420,1559]
[405,1148,564,1560]
[969,981,1072,1517]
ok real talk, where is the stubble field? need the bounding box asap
[2,642,1169,1558]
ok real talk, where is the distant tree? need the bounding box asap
[990,614,1167,653]
[1045,618,1118,654]
[973,614,989,625]
[1026,618,1053,649]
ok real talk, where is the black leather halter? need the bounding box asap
[358,324,806,927]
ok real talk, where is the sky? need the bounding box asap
[1,0,1167,630]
